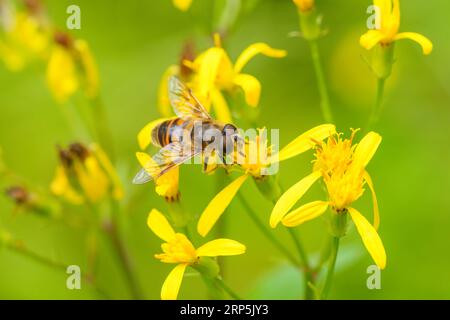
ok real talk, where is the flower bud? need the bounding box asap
[293,0,314,12]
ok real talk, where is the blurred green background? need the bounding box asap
[0,0,449,299]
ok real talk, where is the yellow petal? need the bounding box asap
[394,32,433,55]
[161,263,187,300]
[234,43,287,74]
[374,0,390,19]
[172,0,192,11]
[137,118,173,150]
[282,201,329,227]
[353,131,382,169]
[360,30,386,51]
[158,65,180,117]
[0,41,25,71]
[278,124,336,162]
[348,207,386,269]
[211,89,232,123]
[50,165,84,204]
[75,156,109,203]
[196,239,246,257]
[147,209,176,242]
[136,152,179,198]
[363,171,380,230]
[136,151,153,171]
[392,0,401,33]
[46,46,78,103]
[197,175,249,237]
[91,144,123,200]
[197,47,226,99]
[136,151,164,179]
[233,73,261,107]
[74,40,99,98]
[155,167,180,200]
[270,171,321,228]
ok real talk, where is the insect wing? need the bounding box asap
[132,141,200,184]
[168,76,212,120]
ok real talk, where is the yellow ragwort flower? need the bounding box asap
[172,0,192,11]
[360,0,432,55]
[51,143,123,204]
[270,130,386,269]
[0,6,50,71]
[46,32,99,103]
[197,124,336,237]
[148,209,245,300]
[293,0,315,12]
[183,34,287,122]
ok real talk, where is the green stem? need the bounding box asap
[214,277,242,300]
[309,40,333,123]
[367,78,386,131]
[287,228,309,270]
[214,0,241,36]
[215,170,229,278]
[321,236,340,300]
[237,191,300,267]
[103,202,144,300]
[90,96,116,160]
[86,225,99,283]
[286,221,314,300]
[268,181,314,300]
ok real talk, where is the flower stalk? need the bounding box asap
[321,236,340,300]
[309,40,333,123]
[367,77,386,130]
[102,201,144,300]
[293,1,333,123]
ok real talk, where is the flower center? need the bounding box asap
[313,132,365,210]
[237,135,272,178]
[155,233,198,264]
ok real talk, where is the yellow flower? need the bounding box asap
[293,0,314,12]
[0,9,50,71]
[51,143,123,204]
[46,32,99,103]
[183,34,287,122]
[135,118,180,201]
[136,151,180,202]
[147,209,245,300]
[172,0,192,11]
[360,0,432,55]
[270,130,386,269]
[197,124,336,237]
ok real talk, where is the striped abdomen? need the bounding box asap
[151,118,223,148]
[152,118,183,147]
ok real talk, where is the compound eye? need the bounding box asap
[223,124,237,136]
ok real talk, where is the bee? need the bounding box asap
[133,76,241,184]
